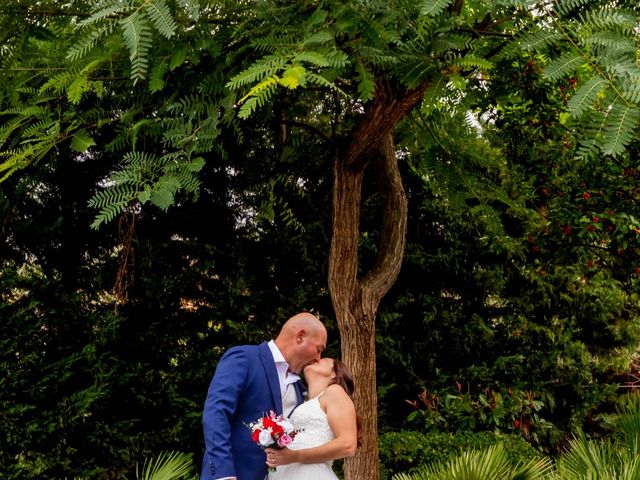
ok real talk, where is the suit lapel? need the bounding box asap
[258,342,282,415]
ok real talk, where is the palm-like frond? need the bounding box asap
[557,437,622,479]
[392,444,552,480]
[615,393,640,456]
[557,406,640,480]
[135,451,193,480]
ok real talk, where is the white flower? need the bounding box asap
[280,419,295,434]
[258,428,274,447]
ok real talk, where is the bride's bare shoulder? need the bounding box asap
[325,383,352,401]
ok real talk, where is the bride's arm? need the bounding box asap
[267,384,358,465]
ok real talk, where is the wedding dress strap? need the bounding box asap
[315,389,327,399]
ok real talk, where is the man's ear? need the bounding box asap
[297,329,306,343]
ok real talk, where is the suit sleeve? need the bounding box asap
[201,347,248,480]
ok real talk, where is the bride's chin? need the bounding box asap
[302,364,315,376]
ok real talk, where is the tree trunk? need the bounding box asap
[328,81,425,480]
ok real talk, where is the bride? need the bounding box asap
[265,357,359,479]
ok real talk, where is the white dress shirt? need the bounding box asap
[267,340,300,398]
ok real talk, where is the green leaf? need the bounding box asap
[278,66,306,89]
[187,157,205,172]
[420,0,453,17]
[149,60,168,93]
[356,62,375,102]
[120,12,153,83]
[293,51,331,67]
[66,24,114,61]
[150,185,176,210]
[135,451,193,480]
[169,48,188,71]
[602,103,640,157]
[77,1,130,28]
[239,75,279,104]
[567,75,607,118]
[520,29,561,51]
[70,129,96,152]
[137,185,152,204]
[302,32,332,45]
[67,75,90,104]
[305,8,327,28]
[238,97,259,119]
[542,52,583,81]
[145,0,178,39]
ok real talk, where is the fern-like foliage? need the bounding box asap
[420,0,453,17]
[0,0,216,233]
[226,15,351,119]
[566,75,607,117]
[543,52,583,82]
[70,0,188,83]
[121,12,154,84]
[601,102,640,157]
[512,1,640,157]
[89,151,205,229]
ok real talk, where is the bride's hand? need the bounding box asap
[264,447,298,466]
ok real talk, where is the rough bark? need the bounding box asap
[329,80,426,480]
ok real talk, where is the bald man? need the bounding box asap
[201,312,327,480]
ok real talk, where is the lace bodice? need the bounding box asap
[267,392,338,479]
[288,394,335,451]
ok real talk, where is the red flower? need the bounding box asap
[592,216,599,223]
[563,224,572,237]
[514,419,520,429]
[582,192,591,200]
[262,416,284,437]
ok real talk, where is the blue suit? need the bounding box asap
[201,342,305,480]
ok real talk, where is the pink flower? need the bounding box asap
[277,434,293,447]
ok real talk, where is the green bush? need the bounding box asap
[379,430,542,479]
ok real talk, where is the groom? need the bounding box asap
[200,312,328,480]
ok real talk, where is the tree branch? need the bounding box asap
[344,80,427,169]
[280,120,330,143]
[361,133,408,306]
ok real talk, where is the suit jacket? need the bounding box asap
[200,342,305,480]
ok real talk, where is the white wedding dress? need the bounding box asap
[268,391,338,480]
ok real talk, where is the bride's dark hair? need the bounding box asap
[331,359,361,447]
[331,359,355,397]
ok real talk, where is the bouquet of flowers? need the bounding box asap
[246,411,299,471]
